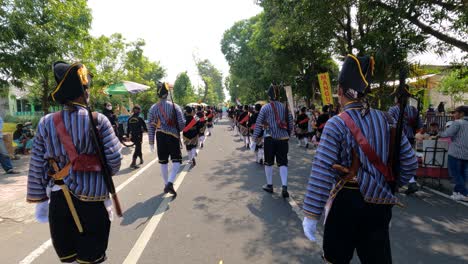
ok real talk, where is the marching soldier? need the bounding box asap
[183,106,200,167]
[196,105,207,148]
[388,92,423,194]
[249,104,263,164]
[302,55,418,263]
[127,105,148,169]
[251,83,294,198]
[238,105,251,148]
[148,82,185,196]
[295,107,310,148]
[27,61,122,263]
[206,107,214,136]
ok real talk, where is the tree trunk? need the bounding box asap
[41,75,50,114]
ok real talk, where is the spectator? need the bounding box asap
[103,102,119,136]
[439,105,468,202]
[437,102,445,114]
[13,123,34,154]
[415,127,429,152]
[0,116,18,174]
[428,122,439,136]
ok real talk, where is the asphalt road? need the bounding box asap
[1,120,467,264]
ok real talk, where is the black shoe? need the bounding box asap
[164,182,177,196]
[305,143,309,149]
[200,143,204,149]
[6,169,18,174]
[405,182,419,195]
[262,184,273,193]
[130,163,139,169]
[282,186,290,198]
[259,159,263,165]
[208,133,212,136]
[139,157,144,165]
[192,158,196,167]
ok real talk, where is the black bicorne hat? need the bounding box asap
[338,54,374,99]
[267,83,281,101]
[254,104,262,111]
[50,61,93,104]
[157,82,169,98]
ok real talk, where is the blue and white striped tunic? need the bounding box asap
[252,101,294,140]
[303,102,418,219]
[148,99,185,143]
[440,117,468,160]
[388,104,422,140]
[27,105,122,203]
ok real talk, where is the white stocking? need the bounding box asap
[280,166,288,186]
[161,163,168,184]
[169,162,181,183]
[265,165,273,185]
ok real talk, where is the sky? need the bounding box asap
[88,1,463,92]
[88,0,262,88]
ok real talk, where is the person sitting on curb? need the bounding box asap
[0,116,18,174]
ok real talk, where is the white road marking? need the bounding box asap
[19,158,159,264]
[122,158,194,264]
[18,239,52,264]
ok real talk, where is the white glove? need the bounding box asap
[35,201,49,223]
[249,142,256,152]
[149,144,155,153]
[104,199,114,222]
[302,217,318,242]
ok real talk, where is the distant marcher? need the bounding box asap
[0,116,18,174]
[127,105,147,169]
[439,106,468,202]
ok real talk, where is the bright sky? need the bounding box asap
[88,0,262,89]
[89,1,463,93]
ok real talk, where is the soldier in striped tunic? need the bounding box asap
[302,55,418,263]
[27,61,122,264]
[251,84,294,198]
[148,82,185,196]
[388,98,423,194]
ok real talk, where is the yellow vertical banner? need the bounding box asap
[317,72,333,105]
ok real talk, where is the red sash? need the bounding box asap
[270,102,288,130]
[250,124,256,130]
[298,118,309,125]
[183,118,198,133]
[206,113,214,119]
[339,112,394,182]
[159,103,174,127]
[239,113,249,125]
[53,111,101,172]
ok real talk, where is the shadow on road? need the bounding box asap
[120,193,167,228]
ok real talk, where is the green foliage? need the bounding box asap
[173,72,195,106]
[0,0,93,113]
[438,69,468,105]
[195,58,224,105]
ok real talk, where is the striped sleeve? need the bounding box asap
[26,117,49,202]
[303,119,342,218]
[253,105,267,139]
[176,104,185,132]
[98,113,122,176]
[398,134,418,186]
[148,104,156,145]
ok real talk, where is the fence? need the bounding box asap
[422,113,454,132]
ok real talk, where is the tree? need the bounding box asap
[438,69,468,107]
[194,58,224,105]
[173,71,195,106]
[1,0,92,113]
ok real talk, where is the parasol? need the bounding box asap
[105,81,150,95]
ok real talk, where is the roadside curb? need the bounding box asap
[421,186,468,208]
